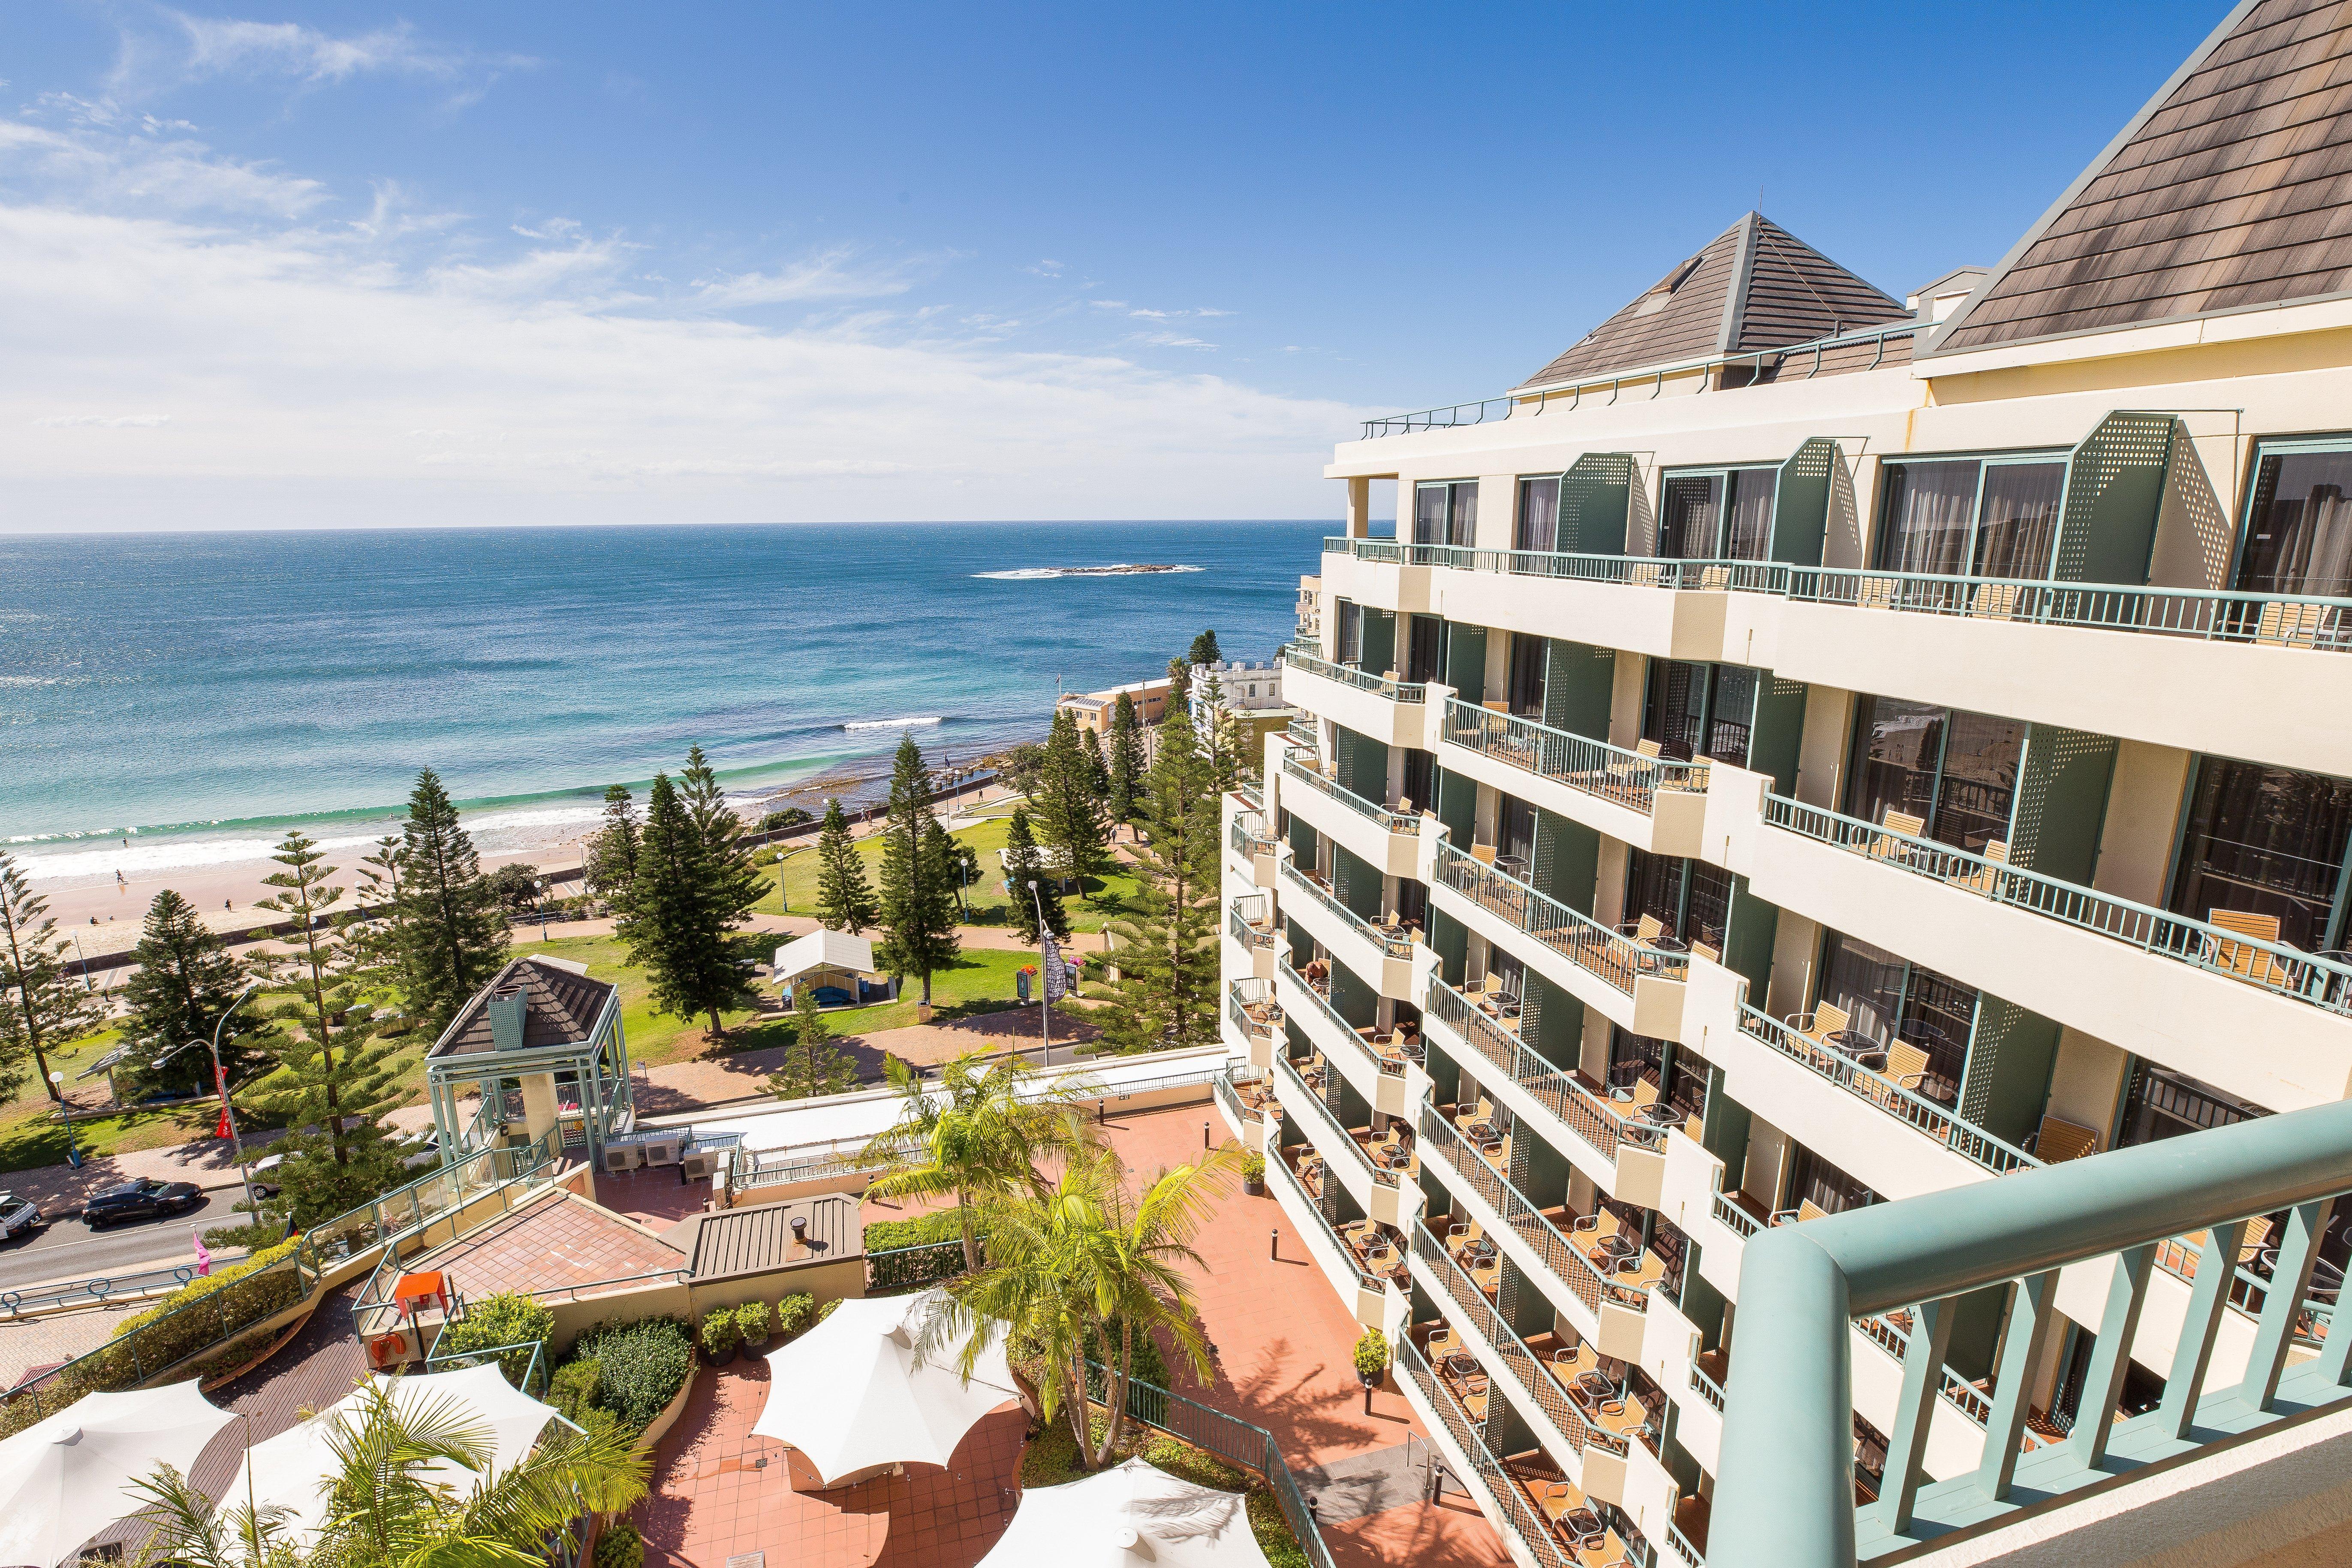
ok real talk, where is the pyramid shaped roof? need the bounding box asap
[1933,0,2352,354]
[1517,212,1907,389]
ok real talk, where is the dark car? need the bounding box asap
[82,1178,202,1229]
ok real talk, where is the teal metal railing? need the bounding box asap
[1275,1053,1397,1189]
[1762,793,2352,1015]
[1711,1190,1762,1239]
[1422,976,1634,1161]
[1409,1219,1599,1456]
[1712,1097,2352,1566]
[1228,894,1274,951]
[1265,1140,1377,1291]
[1280,960,1406,1079]
[1396,1333,1578,1568]
[1228,976,1280,1044]
[1443,699,1706,816]
[1281,754,1421,835]
[1688,1360,1726,1413]
[1213,1065,1268,1128]
[1279,649,1428,704]
[1229,810,1273,861]
[1417,1103,1645,1320]
[1734,1006,2039,1176]
[1433,842,1686,995]
[1278,858,1415,960]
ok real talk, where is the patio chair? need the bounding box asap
[2255,600,2331,647]
[1957,838,2011,894]
[2022,1114,2099,1164]
[1698,564,1731,591]
[1471,842,1499,865]
[1885,1041,1936,1099]
[1969,581,2022,620]
[2206,908,2293,986]
[1856,573,1899,611]
[1691,940,1721,962]
[1483,699,1510,714]
[1872,809,1927,860]
[1786,1001,1849,1058]
[1630,560,1669,588]
[1771,1199,1831,1227]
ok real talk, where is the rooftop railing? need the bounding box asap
[1423,976,1633,1161]
[1279,859,1416,960]
[1712,1096,2352,1567]
[1282,753,1422,835]
[1417,1102,1647,1319]
[1433,842,1686,996]
[1279,649,1427,704]
[1276,1053,1397,1188]
[1762,793,2352,1015]
[1734,1005,2039,1177]
[1443,698,1705,816]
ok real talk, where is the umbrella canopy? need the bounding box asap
[0,1380,236,1568]
[750,1288,1018,1487]
[235,1363,559,1542]
[976,1457,1275,1568]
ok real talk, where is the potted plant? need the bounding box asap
[736,1298,773,1354]
[700,1306,741,1366]
[1353,1328,1389,1413]
[1242,1150,1266,1196]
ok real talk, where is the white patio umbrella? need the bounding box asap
[234,1363,560,1542]
[976,1457,1276,1568]
[750,1288,1020,1487]
[0,1380,236,1567]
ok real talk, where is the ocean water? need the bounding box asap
[0,521,1326,882]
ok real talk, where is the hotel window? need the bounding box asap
[1400,748,1435,813]
[1335,600,1362,666]
[1874,453,2066,580]
[2166,755,2352,952]
[1624,851,1734,953]
[2116,1059,2268,1149]
[1783,1144,1879,1217]
[1641,659,1760,767]
[1414,480,1479,547]
[2237,438,2352,598]
[1606,1025,1708,1120]
[1497,793,1536,878]
[1515,474,1560,552]
[1815,930,1975,1098]
[1842,695,2025,855]
[1658,464,1777,560]
[1404,617,1443,684]
[1506,633,1546,717]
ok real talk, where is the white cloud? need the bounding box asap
[1024,259,1063,277]
[1088,299,1129,309]
[0,120,1364,528]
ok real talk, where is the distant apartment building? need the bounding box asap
[1221,6,2352,1567]
[1191,657,1299,765]
[1058,676,1172,736]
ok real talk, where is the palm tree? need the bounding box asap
[127,1378,647,1568]
[859,1049,1096,1272]
[922,1139,1241,1469]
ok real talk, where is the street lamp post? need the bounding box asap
[1025,879,1053,1069]
[157,982,262,1223]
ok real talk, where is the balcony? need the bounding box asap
[1226,807,1276,889]
[1226,976,1281,1059]
[1430,841,1686,1038]
[1276,858,1418,999]
[1212,1066,1272,1134]
[1264,1138,1390,1327]
[1737,792,2352,1114]
[1273,1050,1406,1198]
[1279,649,1427,749]
[1280,753,1421,878]
[1438,698,1710,856]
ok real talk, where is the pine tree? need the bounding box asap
[1081,727,1112,803]
[1106,692,1144,827]
[767,985,860,1102]
[585,785,641,906]
[875,736,961,1005]
[932,819,981,918]
[0,852,97,1104]
[1003,807,1070,945]
[119,889,263,1099]
[617,773,758,1044]
[680,744,766,921]
[812,798,879,934]
[1036,707,1111,896]
[1096,684,1221,1055]
[1187,629,1222,666]
[392,769,509,1039]
[249,832,409,1225]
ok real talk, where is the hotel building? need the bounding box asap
[1219,4,2352,1565]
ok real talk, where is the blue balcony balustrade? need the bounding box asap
[1280,648,1428,704]
[1279,858,1416,960]
[1422,976,1640,1162]
[1433,842,1687,996]
[1281,753,1422,835]
[1443,699,1707,816]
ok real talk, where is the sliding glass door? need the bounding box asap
[1415,480,1479,547]
[1659,464,1778,559]
[1642,659,1761,768]
[2238,438,2352,598]
[1515,475,1560,552]
[1816,930,1976,1097]
[1843,695,2026,855]
[1876,453,2066,580]
[2167,755,2352,952]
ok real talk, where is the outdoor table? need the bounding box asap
[1646,937,1689,954]
[1825,1030,1889,1071]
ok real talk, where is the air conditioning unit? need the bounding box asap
[680,1149,720,1181]
[639,1136,682,1166]
[601,1146,644,1173]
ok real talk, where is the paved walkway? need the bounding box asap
[3,1130,290,1219]
[0,1298,149,1390]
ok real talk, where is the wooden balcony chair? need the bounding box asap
[1630,560,1669,588]
[2023,1114,2099,1164]
[1691,940,1721,962]
[1382,669,1402,683]
[2255,600,2330,647]
[1787,1001,1849,1057]
[1957,838,2011,894]
[1632,913,1665,945]
[1883,1042,1936,1104]
[1969,581,2022,620]
[1471,842,1499,865]
[2206,908,2293,986]
[1635,737,1662,759]
[1483,699,1511,714]
[1872,808,1927,861]
[1856,573,1899,611]
[1771,1199,1831,1227]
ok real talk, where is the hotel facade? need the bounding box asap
[1218,3,2352,1565]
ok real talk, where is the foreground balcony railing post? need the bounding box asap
[1763,794,2352,1014]
[1712,1098,2352,1568]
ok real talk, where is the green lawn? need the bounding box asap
[757,812,1145,933]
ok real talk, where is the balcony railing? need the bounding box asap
[1712,1096,2352,1567]
[1228,977,1280,1042]
[1423,977,1635,1161]
[1214,1066,1267,1129]
[1280,649,1428,704]
[1279,859,1416,960]
[1443,699,1705,816]
[1266,1140,1377,1291]
[1734,1005,2039,1177]
[1762,794,2352,1015]
[1282,754,1422,836]
[1228,895,1275,950]
[1325,536,2352,653]
[1285,962,1408,1080]
[1418,1104,1647,1319]
[1433,842,1686,996]
[1410,1219,1597,1455]
[1689,1361,1726,1413]
[1397,1335,1578,1568]
[1277,1053,1397,1189]
[1665,1520,1708,1566]
[1852,1309,1994,1428]
[1228,811,1274,861]
[1710,1191,1762,1239]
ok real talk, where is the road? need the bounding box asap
[0,1191,250,1293]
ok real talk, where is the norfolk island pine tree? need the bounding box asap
[874,736,960,1006]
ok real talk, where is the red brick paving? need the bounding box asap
[640,1357,1027,1568]
[411,1189,687,1300]
[1322,1492,1515,1568]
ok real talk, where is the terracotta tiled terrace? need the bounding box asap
[407,1188,690,1304]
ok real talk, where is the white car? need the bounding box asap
[0,1194,42,1239]
[247,1155,285,1198]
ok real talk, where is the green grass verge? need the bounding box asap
[756,811,1145,932]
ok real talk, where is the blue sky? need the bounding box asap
[0,1,2228,530]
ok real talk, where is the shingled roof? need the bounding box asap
[1932,0,2352,354]
[428,954,616,1059]
[1518,212,1908,389]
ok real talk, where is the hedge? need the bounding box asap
[861,1209,967,1252]
[566,1318,694,1433]
[95,1238,308,1379]
[434,1292,555,1388]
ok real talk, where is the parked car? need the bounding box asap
[82,1178,202,1228]
[248,1155,285,1198]
[0,1194,44,1239]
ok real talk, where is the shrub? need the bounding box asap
[774,1292,815,1340]
[735,1299,771,1342]
[1087,1318,1171,1390]
[1352,1328,1389,1382]
[699,1307,739,1358]
[573,1318,695,1433]
[1241,1150,1265,1182]
[435,1292,555,1387]
[549,1357,602,1424]
[818,1299,841,1324]
[862,1209,967,1252]
[593,1519,644,1568]
[108,1238,304,1375]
